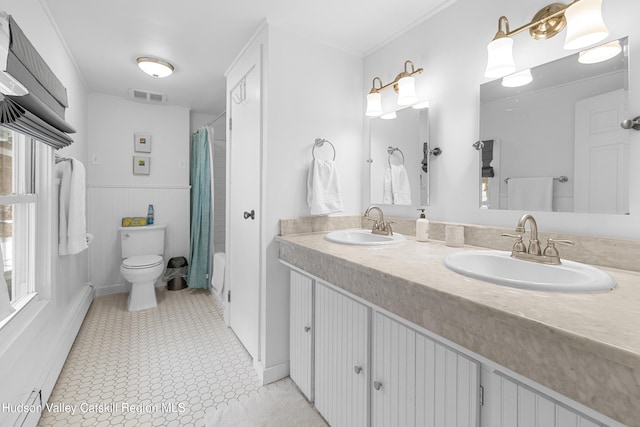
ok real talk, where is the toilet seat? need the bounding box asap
[122,255,163,269]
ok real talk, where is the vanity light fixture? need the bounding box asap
[381,111,397,120]
[501,69,533,87]
[365,60,423,116]
[137,57,175,78]
[578,39,622,64]
[484,0,609,78]
[411,100,430,110]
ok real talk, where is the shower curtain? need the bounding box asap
[188,126,214,289]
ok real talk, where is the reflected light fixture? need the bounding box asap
[137,57,175,78]
[366,60,423,116]
[578,39,622,64]
[484,0,609,79]
[502,69,533,87]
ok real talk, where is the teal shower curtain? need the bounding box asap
[188,127,212,289]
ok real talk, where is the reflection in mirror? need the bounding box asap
[479,37,629,214]
[369,107,430,206]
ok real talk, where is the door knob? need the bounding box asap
[304,326,311,333]
[353,365,362,375]
[373,381,383,390]
[243,209,255,220]
[620,116,640,130]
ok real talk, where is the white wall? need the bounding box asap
[0,2,91,425]
[364,0,640,239]
[87,94,190,294]
[262,24,364,372]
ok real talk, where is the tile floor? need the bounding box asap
[38,288,273,426]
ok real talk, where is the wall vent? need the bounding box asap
[128,88,167,104]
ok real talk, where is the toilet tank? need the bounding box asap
[119,224,166,258]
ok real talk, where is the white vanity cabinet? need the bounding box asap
[287,267,617,427]
[481,368,606,427]
[372,312,480,427]
[289,270,314,401]
[315,281,370,427]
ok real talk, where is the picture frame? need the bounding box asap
[133,156,150,175]
[134,133,151,153]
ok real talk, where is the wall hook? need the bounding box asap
[429,147,442,156]
[472,140,484,150]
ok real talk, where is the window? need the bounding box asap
[0,127,36,307]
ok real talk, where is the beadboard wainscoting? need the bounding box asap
[87,185,191,295]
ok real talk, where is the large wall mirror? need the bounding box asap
[369,107,431,206]
[479,37,629,214]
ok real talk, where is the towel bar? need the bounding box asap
[312,138,336,161]
[387,146,405,166]
[504,176,568,184]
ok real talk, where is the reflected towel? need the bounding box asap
[383,168,393,204]
[507,177,553,211]
[56,158,88,255]
[307,159,343,216]
[390,164,412,205]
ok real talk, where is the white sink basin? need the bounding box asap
[444,250,615,292]
[325,229,406,246]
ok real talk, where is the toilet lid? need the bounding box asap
[123,255,163,269]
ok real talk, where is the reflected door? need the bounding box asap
[574,89,629,214]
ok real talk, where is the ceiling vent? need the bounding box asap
[128,88,167,104]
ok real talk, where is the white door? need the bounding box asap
[574,89,629,214]
[227,43,262,359]
[289,270,314,401]
[315,282,369,427]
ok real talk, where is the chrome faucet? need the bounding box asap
[503,213,573,265]
[364,205,395,236]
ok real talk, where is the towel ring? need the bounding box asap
[387,146,405,167]
[313,138,336,161]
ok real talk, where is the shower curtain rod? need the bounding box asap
[206,111,226,126]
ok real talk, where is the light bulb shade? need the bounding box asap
[411,100,430,110]
[137,57,174,78]
[578,40,622,64]
[396,76,417,106]
[366,92,383,117]
[563,0,608,50]
[381,111,397,120]
[501,69,533,87]
[484,37,516,78]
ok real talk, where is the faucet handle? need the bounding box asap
[502,233,526,253]
[543,238,574,257]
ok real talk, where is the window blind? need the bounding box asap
[0,13,75,149]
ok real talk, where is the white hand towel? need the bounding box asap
[507,177,553,211]
[56,158,88,255]
[383,168,393,204]
[307,159,343,216]
[390,164,412,205]
[0,244,15,321]
[56,160,72,255]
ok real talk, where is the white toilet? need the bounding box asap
[119,224,166,311]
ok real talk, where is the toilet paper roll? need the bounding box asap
[445,225,464,247]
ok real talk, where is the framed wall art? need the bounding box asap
[134,133,151,153]
[133,156,150,175]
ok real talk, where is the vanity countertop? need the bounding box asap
[278,231,640,426]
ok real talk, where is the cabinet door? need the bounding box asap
[315,282,369,427]
[289,270,313,401]
[482,370,606,427]
[372,312,480,427]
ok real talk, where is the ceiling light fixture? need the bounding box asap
[136,57,175,78]
[366,60,423,117]
[484,0,609,79]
